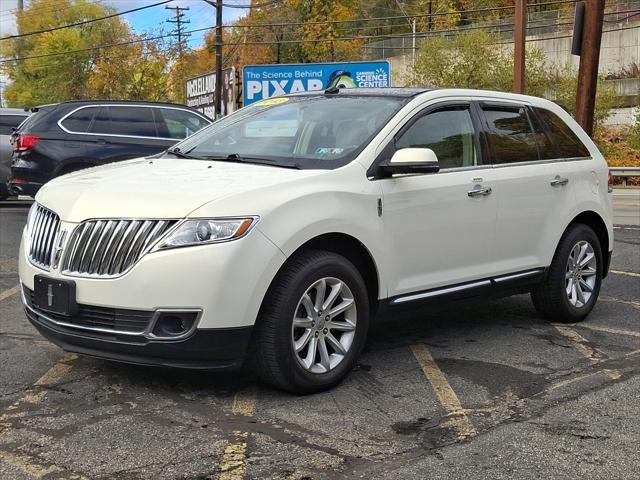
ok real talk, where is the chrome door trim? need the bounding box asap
[392,280,491,305]
[493,269,544,283]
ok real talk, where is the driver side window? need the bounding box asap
[396,106,478,169]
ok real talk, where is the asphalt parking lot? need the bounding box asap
[1,202,639,480]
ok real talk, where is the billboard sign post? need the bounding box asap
[185,67,236,119]
[242,61,391,107]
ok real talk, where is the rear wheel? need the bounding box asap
[251,250,369,394]
[531,224,602,323]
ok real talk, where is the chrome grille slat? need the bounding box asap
[98,221,128,274]
[89,220,116,274]
[27,205,61,269]
[62,218,176,278]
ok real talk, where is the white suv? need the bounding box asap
[19,88,613,393]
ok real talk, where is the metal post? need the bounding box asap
[513,0,526,94]
[412,19,416,70]
[575,0,605,137]
[215,0,223,118]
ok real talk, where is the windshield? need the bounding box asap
[170,95,405,169]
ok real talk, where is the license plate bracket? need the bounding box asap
[33,275,77,316]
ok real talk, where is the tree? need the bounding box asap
[405,29,614,134]
[0,0,170,106]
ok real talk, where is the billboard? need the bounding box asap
[185,67,236,119]
[242,61,391,106]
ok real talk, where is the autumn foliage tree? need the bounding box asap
[0,0,172,107]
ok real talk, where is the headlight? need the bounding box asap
[156,217,258,249]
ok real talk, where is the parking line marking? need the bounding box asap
[600,295,640,310]
[410,344,476,440]
[219,389,257,480]
[0,353,78,477]
[0,451,63,477]
[0,285,20,302]
[552,325,621,379]
[575,324,640,338]
[553,325,607,364]
[610,270,640,278]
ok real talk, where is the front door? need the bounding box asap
[378,102,498,298]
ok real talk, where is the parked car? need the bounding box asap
[19,88,613,393]
[9,100,211,196]
[0,108,29,199]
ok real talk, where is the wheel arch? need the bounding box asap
[565,210,611,277]
[267,232,381,315]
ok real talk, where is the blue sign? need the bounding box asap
[242,61,391,106]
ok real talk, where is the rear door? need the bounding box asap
[93,106,173,159]
[479,102,576,274]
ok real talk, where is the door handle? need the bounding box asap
[550,176,569,187]
[467,186,492,197]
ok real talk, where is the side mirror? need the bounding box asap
[381,148,440,176]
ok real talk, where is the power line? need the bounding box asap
[3,15,634,64]
[0,0,174,41]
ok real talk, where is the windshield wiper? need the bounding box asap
[166,147,201,159]
[203,153,300,170]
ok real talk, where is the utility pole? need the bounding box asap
[575,0,605,137]
[513,0,526,94]
[428,0,433,31]
[18,0,24,11]
[166,5,191,57]
[202,0,223,118]
[215,0,223,118]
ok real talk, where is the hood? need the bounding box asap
[36,157,321,222]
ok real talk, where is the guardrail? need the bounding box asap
[611,166,640,186]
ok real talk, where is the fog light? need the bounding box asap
[151,311,198,338]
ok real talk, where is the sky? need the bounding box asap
[0,0,246,47]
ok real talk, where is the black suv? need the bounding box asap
[10,100,211,196]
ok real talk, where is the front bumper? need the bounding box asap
[24,295,253,370]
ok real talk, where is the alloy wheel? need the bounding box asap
[291,277,357,374]
[565,240,598,308]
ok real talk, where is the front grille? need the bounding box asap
[28,204,61,269]
[62,219,176,277]
[24,286,153,334]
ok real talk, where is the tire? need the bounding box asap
[251,249,370,394]
[531,223,603,323]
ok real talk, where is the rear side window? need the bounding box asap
[60,107,98,133]
[0,115,28,135]
[154,108,210,139]
[108,106,158,137]
[534,108,590,158]
[482,106,539,164]
[88,107,111,134]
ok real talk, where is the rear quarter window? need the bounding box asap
[533,107,590,158]
[60,107,99,133]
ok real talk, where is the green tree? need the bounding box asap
[405,30,614,135]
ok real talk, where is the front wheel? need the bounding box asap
[532,224,603,323]
[251,250,369,394]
